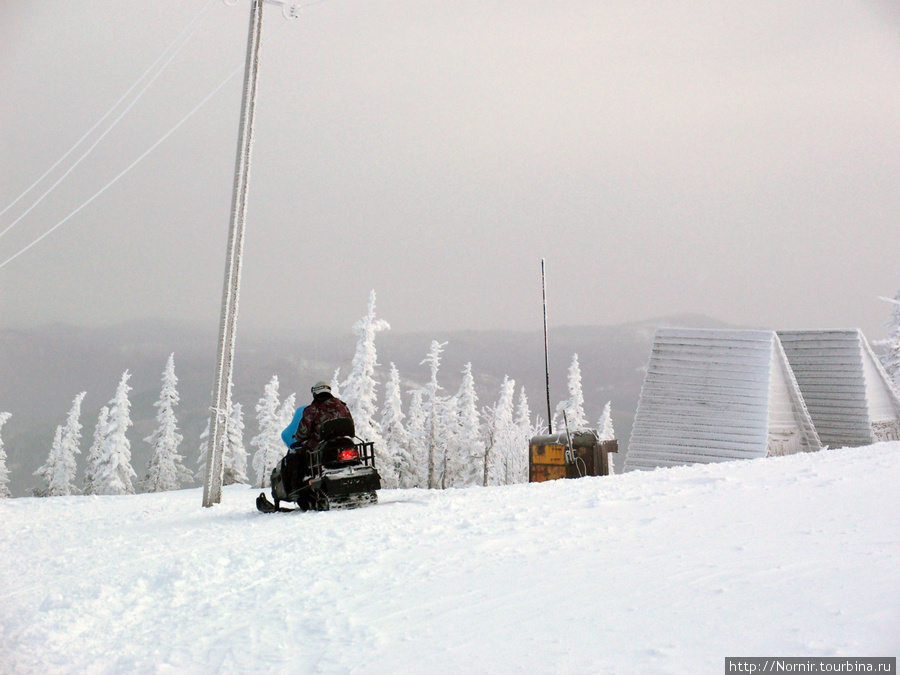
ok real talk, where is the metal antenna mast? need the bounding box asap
[203,0,266,507]
[542,259,553,434]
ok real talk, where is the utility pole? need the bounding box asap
[203,0,266,507]
[203,0,302,507]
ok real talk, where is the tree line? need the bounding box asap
[0,290,624,498]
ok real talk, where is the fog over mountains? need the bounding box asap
[0,314,730,496]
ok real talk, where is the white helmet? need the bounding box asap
[311,381,331,396]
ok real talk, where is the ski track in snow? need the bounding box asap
[1,444,899,674]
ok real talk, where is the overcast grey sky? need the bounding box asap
[1,0,899,340]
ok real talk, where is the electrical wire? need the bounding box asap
[0,0,218,228]
[0,12,293,271]
[575,456,586,478]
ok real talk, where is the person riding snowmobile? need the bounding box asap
[292,381,352,452]
[281,404,306,449]
[259,380,378,512]
[280,381,352,490]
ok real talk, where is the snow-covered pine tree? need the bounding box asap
[519,387,547,441]
[421,340,448,489]
[481,407,494,487]
[33,427,62,497]
[83,405,109,495]
[278,393,297,434]
[511,387,534,484]
[199,382,249,486]
[485,376,517,486]
[143,354,191,492]
[341,290,390,450]
[93,372,138,495]
[440,391,461,489]
[330,368,342,399]
[878,290,900,393]
[34,391,86,497]
[554,353,589,432]
[378,363,408,489]
[251,376,285,488]
[454,363,485,488]
[223,402,249,485]
[404,389,427,488]
[598,401,615,441]
[59,391,86,492]
[0,412,11,498]
[597,400,616,474]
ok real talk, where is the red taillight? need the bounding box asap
[338,449,358,461]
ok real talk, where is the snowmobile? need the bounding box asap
[256,417,381,513]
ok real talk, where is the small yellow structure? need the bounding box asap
[529,431,618,482]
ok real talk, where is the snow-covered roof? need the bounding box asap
[777,330,900,447]
[625,328,820,471]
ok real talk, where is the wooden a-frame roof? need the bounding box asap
[777,329,900,447]
[625,328,820,471]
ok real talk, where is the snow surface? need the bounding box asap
[2,444,898,673]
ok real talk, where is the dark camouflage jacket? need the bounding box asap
[292,394,352,450]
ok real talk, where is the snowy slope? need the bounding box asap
[2,444,898,674]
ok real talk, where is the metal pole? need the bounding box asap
[203,0,266,507]
[542,259,553,435]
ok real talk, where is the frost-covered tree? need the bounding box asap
[453,363,485,488]
[597,400,616,474]
[439,392,462,489]
[379,363,408,489]
[403,389,427,488]
[198,382,249,486]
[0,412,11,498]
[275,392,297,454]
[342,290,390,449]
[277,392,297,454]
[223,402,249,485]
[83,405,109,495]
[33,427,63,497]
[519,387,547,438]
[93,372,137,495]
[58,391,86,491]
[878,291,900,393]
[421,341,448,489]
[597,401,615,441]
[330,368,342,399]
[34,391,86,497]
[484,376,517,486]
[143,354,192,492]
[510,387,535,484]
[278,393,297,430]
[554,353,589,432]
[251,376,285,488]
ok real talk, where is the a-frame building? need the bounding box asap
[625,328,821,471]
[777,329,900,446]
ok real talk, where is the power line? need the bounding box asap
[0,15,292,272]
[0,0,219,229]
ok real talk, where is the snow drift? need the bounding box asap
[1,444,898,673]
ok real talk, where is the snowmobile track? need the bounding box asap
[256,491,378,513]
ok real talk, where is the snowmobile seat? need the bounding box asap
[318,417,357,465]
[321,416,355,441]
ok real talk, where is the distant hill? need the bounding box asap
[0,314,731,496]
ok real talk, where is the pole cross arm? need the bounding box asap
[224,0,303,20]
[265,0,303,19]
